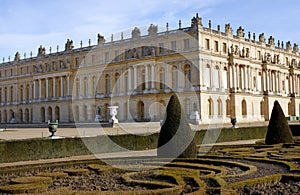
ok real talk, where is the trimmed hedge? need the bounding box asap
[0,126,268,163]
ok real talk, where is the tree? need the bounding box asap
[265,100,294,145]
[157,94,197,158]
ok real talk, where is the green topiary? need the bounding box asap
[265,101,294,145]
[157,94,197,158]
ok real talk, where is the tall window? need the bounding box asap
[184,64,192,88]
[171,41,176,52]
[114,50,119,61]
[159,43,164,54]
[76,78,80,97]
[214,41,219,52]
[125,73,128,92]
[83,77,88,97]
[242,100,247,116]
[141,70,145,91]
[159,68,165,89]
[105,52,109,62]
[10,86,13,102]
[226,99,230,116]
[172,66,178,90]
[208,98,214,117]
[217,99,222,116]
[92,55,97,64]
[105,74,111,94]
[184,39,190,49]
[114,73,120,94]
[205,39,210,50]
[257,51,261,60]
[222,43,227,54]
[75,57,80,67]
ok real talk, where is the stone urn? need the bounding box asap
[108,106,119,124]
[231,117,237,128]
[48,120,58,137]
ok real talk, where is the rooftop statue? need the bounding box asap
[14,52,20,62]
[65,39,74,51]
[37,45,46,57]
[148,24,158,36]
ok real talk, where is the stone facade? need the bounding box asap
[1,14,300,125]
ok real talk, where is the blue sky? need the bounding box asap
[0,0,299,60]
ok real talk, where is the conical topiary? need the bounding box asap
[157,94,197,158]
[265,100,294,145]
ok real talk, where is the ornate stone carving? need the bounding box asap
[148,24,158,36]
[14,52,20,62]
[65,39,74,51]
[286,41,292,50]
[268,36,275,46]
[293,43,299,53]
[97,34,105,45]
[225,24,233,35]
[37,45,46,57]
[236,26,244,38]
[132,27,141,39]
[259,33,265,43]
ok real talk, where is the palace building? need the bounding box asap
[1,14,300,125]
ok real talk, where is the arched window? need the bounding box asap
[208,98,214,117]
[172,66,178,90]
[47,107,52,121]
[55,106,60,121]
[105,74,111,94]
[217,99,222,116]
[137,101,145,121]
[226,99,230,116]
[18,109,23,123]
[0,88,2,103]
[25,108,29,123]
[253,76,257,90]
[40,107,45,122]
[114,73,120,94]
[242,100,247,116]
[159,68,165,89]
[184,64,192,88]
